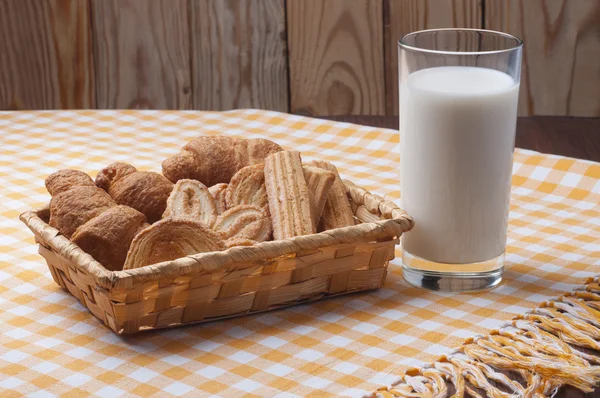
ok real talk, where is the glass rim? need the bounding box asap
[398,28,523,56]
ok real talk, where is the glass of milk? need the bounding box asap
[399,29,523,292]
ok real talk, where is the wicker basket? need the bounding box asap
[20,180,413,334]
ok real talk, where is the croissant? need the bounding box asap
[122,218,225,270]
[45,169,96,196]
[49,186,116,238]
[95,162,137,192]
[71,205,148,271]
[96,162,173,223]
[162,136,283,186]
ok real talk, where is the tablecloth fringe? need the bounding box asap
[374,276,600,397]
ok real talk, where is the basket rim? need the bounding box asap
[20,180,413,290]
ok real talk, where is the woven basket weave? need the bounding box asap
[20,180,413,335]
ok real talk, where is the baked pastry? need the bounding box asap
[209,183,228,214]
[49,186,116,238]
[303,166,335,230]
[224,238,257,249]
[45,169,96,196]
[213,205,272,242]
[96,162,173,223]
[162,136,283,186]
[225,164,268,212]
[71,205,148,271]
[95,162,137,192]
[163,179,217,227]
[308,160,355,230]
[123,218,225,270]
[264,151,315,239]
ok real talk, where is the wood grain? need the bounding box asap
[385,0,482,115]
[287,0,386,116]
[485,0,600,116]
[190,0,288,111]
[91,0,191,109]
[0,0,94,110]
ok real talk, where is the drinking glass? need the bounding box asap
[399,29,523,292]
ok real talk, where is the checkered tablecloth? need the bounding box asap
[1,110,599,397]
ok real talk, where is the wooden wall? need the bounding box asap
[0,0,598,116]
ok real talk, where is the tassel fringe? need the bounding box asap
[375,276,600,397]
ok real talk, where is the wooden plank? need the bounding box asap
[287,0,385,116]
[91,0,191,109]
[190,0,288,111]
[0,0,94,110]
[385,0,482,115]
[485,0,600,116]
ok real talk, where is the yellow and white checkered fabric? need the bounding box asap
[1,110,599,397]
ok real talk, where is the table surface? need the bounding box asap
[322,115,600,398]
[0,110,599,397]
[320,116,600,163]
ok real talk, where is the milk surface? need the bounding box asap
[400,66,519,264]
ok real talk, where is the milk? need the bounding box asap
[400,66,519,265]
